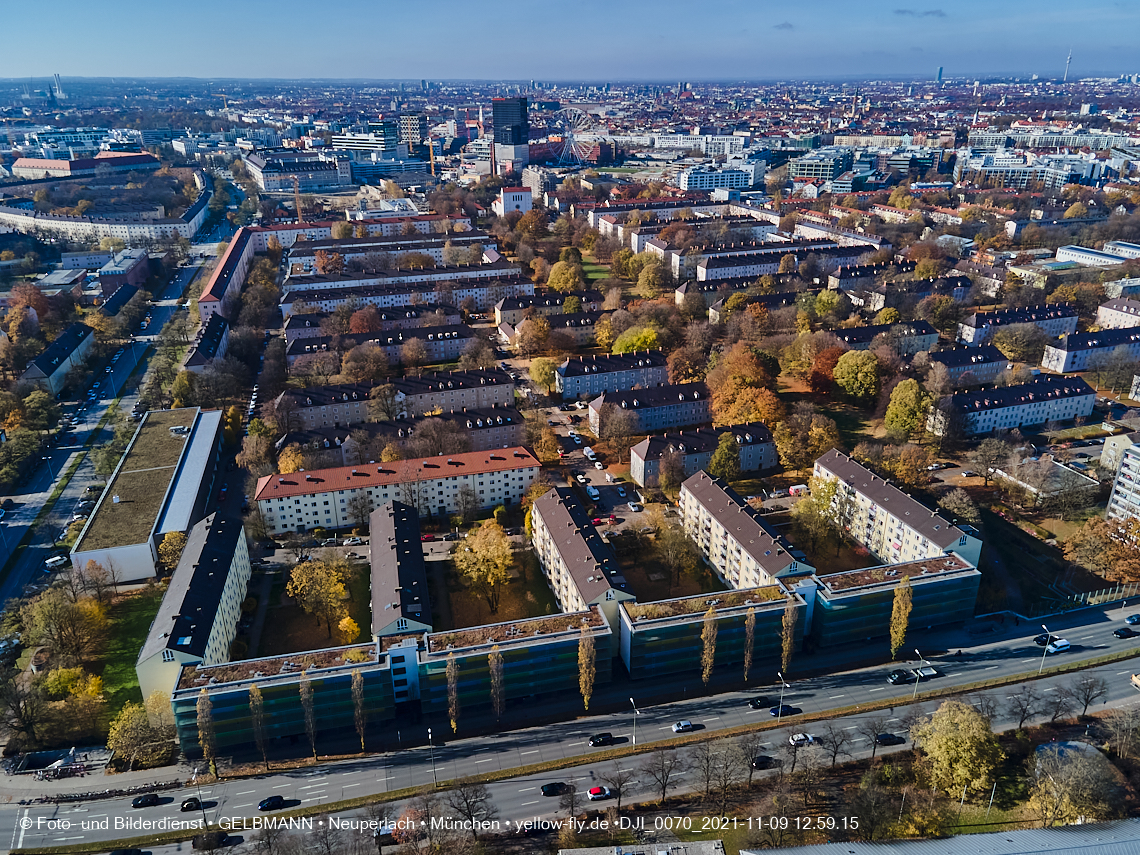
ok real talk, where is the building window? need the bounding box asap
[161,649,175,663]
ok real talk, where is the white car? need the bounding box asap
[789,733,817,747]
[627,502,642,513]
[672,720,694,733]
[587,786,612,801]
[594,461,604,470]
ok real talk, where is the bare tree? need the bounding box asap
[1006,684,1043,730]
[597,762,636,811]
[639,748,685,804]
[688,740,717,799]
[794,748,825,808]
[737,730,768,785]
[711,739,743,814]
[1069,674,1109,717]
[444,778,499,840]
[558,784,581,818]
[969,692,998,725]
[1043,687,1076,724]
[1103,707,1140,759]
[858,715,891,760]
[819,721,855,767]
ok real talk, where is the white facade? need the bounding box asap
[1108,444,1140,524]
[1096,298,1140,330]
[492,188,533,217]
[1042,331,1140,373]
[929,377,1096,437]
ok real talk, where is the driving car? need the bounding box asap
[1127,615,1140,626]
[875,733,907,746]
[181,796,202,811]
[911,666,940,679]
[747,696,773,709]
[587,786,612,801]
[770,704,802,717]
[887,669,913,685]
[541,782,570,796]
[789,733,817,747]
[751,755,776,769]
[1034,633,1061,646]
[672,720,695,733]
[1114,627,1138,639]
[589,732,614,746]
[131,793,160,808]
[259,795,285,811]
[110,849,145,855]
[1045,638,1071,654]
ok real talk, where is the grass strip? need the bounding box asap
[14,645,1140,855]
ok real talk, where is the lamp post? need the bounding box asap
[1038,624,1051,675]
[41,456,56,483]
[777,671,789,724]
[191,767,210,831]
[427,727,438,787]
[912,649,924,700]
[630,697,638,746]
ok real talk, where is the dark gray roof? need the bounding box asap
[593,382,709,410]
[961,302,1077,329]
[941,375,1095,414]
[1100,297,1140,316]
[289,230,490,255]
[99,284,138,317]
[28,322,92,376]
[138,513,244,663]
[632,423,773,461]
[282,276,524,305]
[391,367,512,396]
[277,405,526,452]
[815,449,969,550]
[285,324,475,357]
[369,502,431,634]
[280,381,380,409]
[531,487,629,604]
[927,345,1009,369]
[834,320,937,347]
[1049,327,1140,352]
[187,313,229,364]
[547,311,607,330]
[283,304,460,331]
[681,471,805,577]
[557,350,667,378]
[495,290,603,312]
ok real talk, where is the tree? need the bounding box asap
[970,438,1014,486]
[612,325,659,354]
[1069,673,1109,717]
[885,379,932,438]
[707,433,740,482]
[874,307,901,325]
[21,589,107,666]
[819,721,855,767]
[299,675,317,759]
[277,444,304,474]
[832,350,882,402]
[700,606,718,685]
[1006,684,1043,730]
[658,449,686,492]
[1029,742,1125,827]
[774,411,841,472]
[635,259,669,299]
[911,699,1004,795]
[106,701,171,770]
[515,316,550,356]
[547,260,585,292]
[285,560,347,637]
[529,357,556,394]
[938,488,980,524]
[992,323,1048,363]
[400,337,428,371]
[338,616,360,643]
[1063,201,1089,219]
[488,645,505,720]
[444,779,499,840]
[781,596,798,674]
[653,519,699,587]
[197,688,217,776]
[742,607,756,683]
[598,762,637,811]
[579,626,596,710]
[457,338,495,370]
[889,576,913,660]
[789,477,840,557]
[342,344,389,382]
[640,748,685,804]
[447,652,460,733]
[249,683,269,770]
[453,520,512,613]
[562,295,582,314]
[368,383,401,422]
[158,531,188,572]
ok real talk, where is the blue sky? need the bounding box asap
[4,0,1138,81]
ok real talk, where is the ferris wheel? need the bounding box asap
[553,107,598,166]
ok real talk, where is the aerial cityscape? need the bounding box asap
[3,4,1140,854]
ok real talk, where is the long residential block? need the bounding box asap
[285,324,476,366]
[926,345,1010,387]
[929,375,1096,437]
[630,423,777,488]
[555,351,669,401]
[832,320,939,358]
[1041,328,1140,373]
[957,303,1078,346]
[369,502,432,639]
[1097,298,1140,330]
[589,382,711,435]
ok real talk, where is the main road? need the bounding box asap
[5,600,1140,851]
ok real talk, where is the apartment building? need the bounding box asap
[369,502,432,639]
[679,471,811,589]
[832,320,939,358]
[183,314,230,373]
[926,346,1010,387]
[1096,298,1140,330]
[283,304,461,346]
[135,513,251,706]
[813,449,982,567]
[491,187,533,217]
[254,447,541,533]
[391,368,515,416]
[707,289,811,324]
[958,304,1079,346]
[494,290,603,326]
[589,383,711,435]
[555,351,669,401]
[1041,328,1140,373]
[696,244,876,281]
[827,260,917,291]
[528,487,635,638]
[287,231,493,269]
[20,322,94,396]
[928,376,1095,437]
[284,324,476,366]
[630,423,777,488]
[97,248,150,294]
[1107,444,1140,524]
[280,268,529,313]
[849,275,972,314]
[500,311,608,348]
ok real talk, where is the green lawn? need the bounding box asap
[582,261,610,281]
[100,587,164,714]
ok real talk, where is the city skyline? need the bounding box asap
[3,0,1139,82]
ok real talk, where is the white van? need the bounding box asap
[583,447,596,461]
[44,556,68,570]
[1045,638,1071,654]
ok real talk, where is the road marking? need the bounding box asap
[944,673,960,677]
[868,688,885,692]
[844,725,858,730]
[568,742,586,747]
[54,837,85,842]
[236,790,256,795]
[1080,634,1095,639]
[301,797,324,803]
[475,759,495,764]
[273,784,290,789]
[702,717,720,722]
[983,665,999,670]
[298,784,327,790]
[342,783,362,789]
[887,718,899,722]
[1119,670,1132,675]
[521,800,539,806]
[658,726,674,730]
[519,787,536,792]
[232,803,253,809]
[829,695,845,699]
[521,750,540,755]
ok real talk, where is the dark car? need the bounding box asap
[1115,627,1138,639]
[747,696,772,709]
[887,669,913,685]
[259,795,285,811]
[751,755,776,769]
[541,782,570,797]
[192,830,230,850]
[131,793,160,808]
[181,796,202,811]
[770,704,802,717]
[589,732,614,746]
[875,733,907,746]
[1034,633,1060,646]
[109,850,144,855]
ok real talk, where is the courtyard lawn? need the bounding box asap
[258,563,372,656]
[614,537,728,602]
[582,261,610,281]
[778,373,876,451]
[443,553,559,629]
[99,586,164,714]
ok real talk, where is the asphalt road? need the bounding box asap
[0,261,203,608]
[6,602,1140,850]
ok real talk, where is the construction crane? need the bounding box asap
[293,177,303,224]
[213,93,229,110]
[428,136,436,176]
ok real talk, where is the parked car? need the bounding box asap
[671,720,695,733]
[627,502,642,513]
[616,486,627,498]
[875,733,906,746]
[343,537,362,546]
[320,538,338,547]
[420,534,435,542]
[911,666,940,679]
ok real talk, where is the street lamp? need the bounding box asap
[912,648,925,700]
[427,727,438,787]
[191,767,210,831]
[776,671,789,723]
[1038,624,1051,675]
[630,697,639,746]
[41,456,56,482]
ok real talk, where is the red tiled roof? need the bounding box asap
[254,446,539,502]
